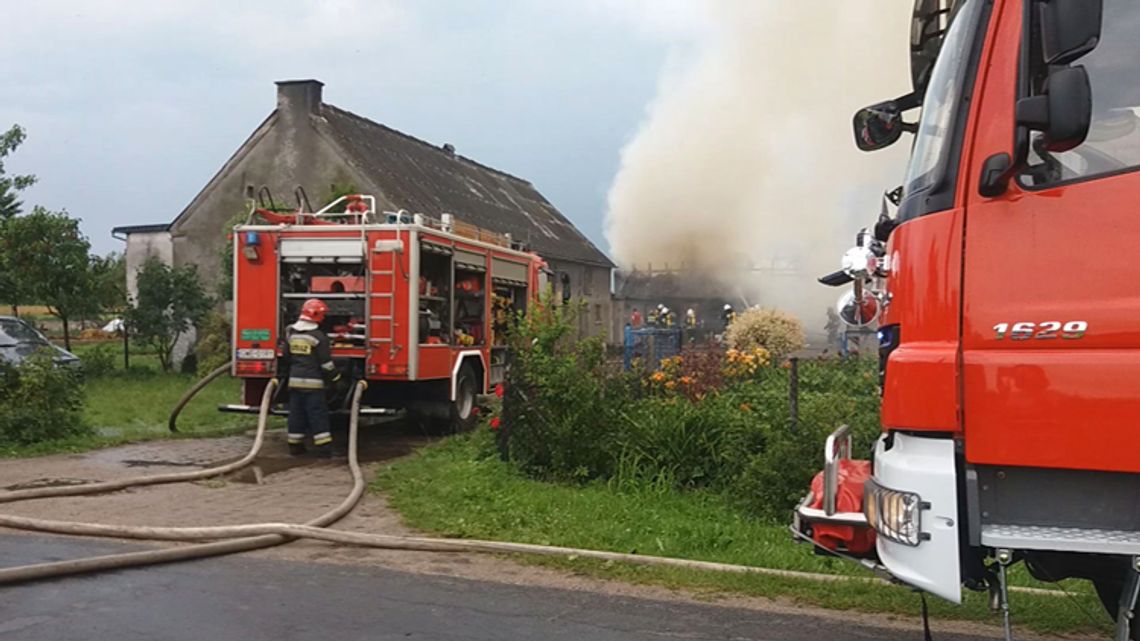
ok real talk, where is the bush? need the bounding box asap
[80,342,117,378]
[725,307,806,362]
[502,298,634,481]
[195,311,231,374]
[501,301,880,520]
[0,351,89,445]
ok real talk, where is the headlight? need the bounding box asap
[864,478,927,547]
[237,348,276,360]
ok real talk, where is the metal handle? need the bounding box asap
[823,424,852,516]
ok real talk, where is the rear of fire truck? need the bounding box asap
[795,0,1140,637]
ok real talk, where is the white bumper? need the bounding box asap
[872,432,961,603]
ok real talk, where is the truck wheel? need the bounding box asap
[450,364,479,432]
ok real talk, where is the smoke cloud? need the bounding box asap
[605,1,912,324]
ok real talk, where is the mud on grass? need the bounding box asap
[374,432,1111,637]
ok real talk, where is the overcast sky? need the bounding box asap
[2,1,701,255]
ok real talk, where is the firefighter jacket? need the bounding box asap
[284,321,336,390]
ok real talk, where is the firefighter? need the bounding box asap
[646,305,659,327]
[630,307,643,328]
[684,308,697,329]
[661,306,675,328]
[721,303,736,330]
[284,299,341,457]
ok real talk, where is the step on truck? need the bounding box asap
[224,194,548,431]
[793,0,1140,637]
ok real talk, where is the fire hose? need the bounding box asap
[0,374,868,588]
[0,376,1070,597]
[167,361,233,433]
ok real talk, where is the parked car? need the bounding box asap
[0,316,80,366]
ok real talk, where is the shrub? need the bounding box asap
[725,307,806,362]
[195,311,232,374]
[731,358,881,519]
[0,351,89,445]
[500,298,880,520]
[502,298,634,482]
[80,342,117,378]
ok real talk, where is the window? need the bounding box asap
[898,0,988,222]
[1020,0,1140,187]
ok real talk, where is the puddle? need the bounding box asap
[4,478,93,491]
[226,457,314,484]
[121,459,205,468]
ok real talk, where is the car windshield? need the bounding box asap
[901,0,985,204]
[0,319,49,346]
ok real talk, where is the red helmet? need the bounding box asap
[300,298,329,324]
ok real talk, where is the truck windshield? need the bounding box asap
[900,0,986,215]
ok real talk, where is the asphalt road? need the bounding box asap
[0,534,994,641]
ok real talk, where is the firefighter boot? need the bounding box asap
[313,443,332,459]
[288,443,307,457]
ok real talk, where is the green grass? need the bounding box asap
[375,433,1112,636]
[0,372,267,458]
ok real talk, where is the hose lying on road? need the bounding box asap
[168,361,233,433]
[0,379,368,586]
[0,378,1072,597]
[0,374,275,506]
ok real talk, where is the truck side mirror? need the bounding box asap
[853,102,905,152]
[1016,65,1092,153]
[1038,0,1102,65]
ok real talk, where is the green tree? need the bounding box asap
[0,125,36,222]
[126,256,211,372]
[3,208,94,350]
[0,124,38,314]
[89,252,127,316]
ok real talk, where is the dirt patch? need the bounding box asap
[0,427,1077,641]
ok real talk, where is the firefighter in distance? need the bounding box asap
[284,299,341,457]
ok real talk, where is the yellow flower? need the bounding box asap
[739,403,752,412]
[664,381,676,390]
[679,375,695,385]
[650,371,666,383]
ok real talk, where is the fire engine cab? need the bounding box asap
[225,194,547,430]
[794,0,1140,637]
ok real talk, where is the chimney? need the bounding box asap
[275,79,324,117]
[441,143,456,157]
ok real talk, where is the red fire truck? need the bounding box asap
[224,194,548,430]
[794,0,1140,636]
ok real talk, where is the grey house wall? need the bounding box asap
[170,82,372,290]
[166,80,614,342]
[123,230,173,300]
[547,258,612,342]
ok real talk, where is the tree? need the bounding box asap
[89,252,127,316]
[3,208,93,350]
[0,125,36,222]
[126,257,211,372]
[0,124,38,314]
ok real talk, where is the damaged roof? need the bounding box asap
[319,104,613,267]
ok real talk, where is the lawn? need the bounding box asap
[1,368,267,458]
[375,432,1112,636]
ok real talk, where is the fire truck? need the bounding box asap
[224,194,547,430]
[793,0,1140,636]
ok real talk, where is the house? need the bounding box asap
[113,79,614,339]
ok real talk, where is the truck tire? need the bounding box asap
[449,363,479,432]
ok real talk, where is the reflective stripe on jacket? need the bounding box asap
[285,323,334,390]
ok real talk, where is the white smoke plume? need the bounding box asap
[605,1,913,324]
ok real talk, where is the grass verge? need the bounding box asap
[1,373,268,458]
[375,432,1111,637]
